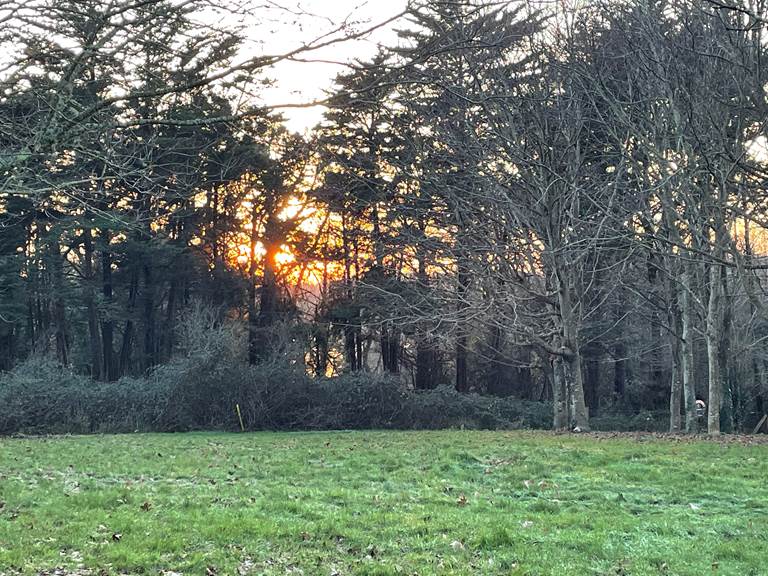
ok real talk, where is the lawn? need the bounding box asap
[1,431,767,576]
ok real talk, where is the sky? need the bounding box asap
[246,1,409,133]
[0,1,407,134]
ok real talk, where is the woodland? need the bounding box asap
[2,0,768,435]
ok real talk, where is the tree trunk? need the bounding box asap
[455,266,469,392]
[552,354,569,430]
[584,350,600,414]
[344,325,358,371]
[557,270,589,430]
[371,203,400,375]
[142,261,157,370]
[50,239,69,366]
[249,262,280,363]
[455,336,468,392]
[249,210,281,364]
[718,265,734,432]
[415,337,439,389]
[681,266,698,433]
[565,349,589,430]
[314,322,330,377]
[669,335,683,432]
[381,325,400,374]
[340,213,360,372]
[754,356,764,425]
[101,248,117,381]
[248,201,267,364]
[613,342,626,400]
[414,243,438,389]
[119,268,138,375]
[706,262,722,435]
[162,278,177,361]
[83,228,102,379]
[668,280,683,432]
[356,326,365,371]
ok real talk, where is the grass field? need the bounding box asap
[1,431,767,576]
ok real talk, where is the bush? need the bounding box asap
[0,331,663,436]
[0,357,171,434]
[401,385,552,430]
[0,353,555,435]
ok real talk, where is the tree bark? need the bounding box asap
[668,278,683,432]
[162,278,178,361]
[719,265,734,432]
[552,354,569,430]
[584,349,600,414]
[706,262,722,435]
[83,228,102,379]
[142,261,157,370]
[415,337,439,389]
[557,270,589,430]
[48,236,70,367]
[119,268,138,375]
[101,248,117,381]
[613,342,626,400]
[681,265,698,433]
[249,207,281,364]
[565,349,589,430]
[669,334,683,432]
[455,266,469,392]
[381,325,400,374]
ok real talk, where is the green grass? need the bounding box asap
[1,431,767,576]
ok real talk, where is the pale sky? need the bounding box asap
[245,1,409,132]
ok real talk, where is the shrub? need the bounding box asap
[401,386,552,430]
[0,357,171,434]
[0,349,662,436]
[0,354,555,434]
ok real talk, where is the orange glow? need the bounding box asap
[235,241,297,267]
[275,248,296,266]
